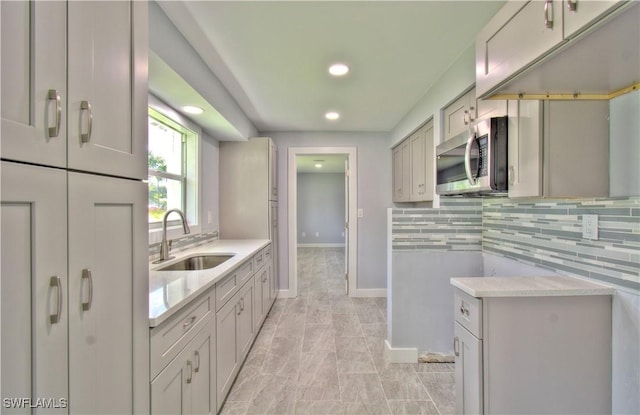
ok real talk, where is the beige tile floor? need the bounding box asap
[219,247,455,415]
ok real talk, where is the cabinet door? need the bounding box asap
[444,92,472,141]
[392,140,411,202]
[1,162,68,414]
[410,130,426,200]
[254,271,266,327]
[507,100,543,198]
[190,327,215,415]
[454,322,483,415]
[151,349,191,415]
[563,0,624,39]
[237,280,255,360]
[68,172,148,414]
[67,0,147,180]
[269,140,278,201]
[1,0,67,168]
[476,0,564,97]
[216,296,240,408]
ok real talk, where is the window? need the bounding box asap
[148,107,198,229]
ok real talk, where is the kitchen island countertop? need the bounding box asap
[450,275,614,298]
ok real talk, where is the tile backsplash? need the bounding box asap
[392,196,639,291]
[483,197,639,291]
[148,230,219,261]
[392,198,482,251]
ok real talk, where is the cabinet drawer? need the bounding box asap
[254,249,266,271]
[454,289,482,339]
[216,260,253,311]
[150,293,213,379]
[264,244,272,263]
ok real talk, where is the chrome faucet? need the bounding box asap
[155,208,190,263]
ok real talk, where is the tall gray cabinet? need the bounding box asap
[1,1,149,413]
[219,137,278,289]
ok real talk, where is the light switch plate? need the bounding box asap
[357,209,363,218]
[582,214,598,240]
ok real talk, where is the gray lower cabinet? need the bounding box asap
[151,324,215,415]
[216,277,256,411]
[453,288,612,414]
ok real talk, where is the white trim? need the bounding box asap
[277,289,296,299]
[297,243,345,248]
[288,147,358,298]
[352,288,387,298]
[384,340,418,363]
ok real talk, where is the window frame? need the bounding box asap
[147,96,201,240]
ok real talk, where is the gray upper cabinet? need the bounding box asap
[1,1,148,180]
[393,121,434,203]
[507,99,610,198]
[476,0,564,98]
[1,0,67,168]
[67,1,148,180]
[476,0,635,98]
[443,89,476,141]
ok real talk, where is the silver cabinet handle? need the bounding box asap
[237,301,242,316]
[463,110,469,125]
[186,360,193,384]
[544,0,554,29]
[468,106,475,122]
[183,315,197,331]
[240,298,245,312]
[80,100,93,143]
[194,351,200,373]
[47,90,62,138]
[50,276,63,324]
[81,269,93,311]
[454,336,460,357]
[567,0,577,12]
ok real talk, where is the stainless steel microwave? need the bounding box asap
[436,116,508,196]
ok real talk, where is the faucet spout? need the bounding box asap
[154,208,190,263]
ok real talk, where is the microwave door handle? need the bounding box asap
[464,132,477,185]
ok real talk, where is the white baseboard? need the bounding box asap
[384,340,418,363]
[351,288,387,298]
[297,243,345,248]
[277,289,296,299]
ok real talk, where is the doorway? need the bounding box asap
[287,147,357,298]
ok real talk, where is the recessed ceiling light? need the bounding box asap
[325,111,340,120]
[182,105,204,115]
[329,63,350,76]
[315,163,323,168]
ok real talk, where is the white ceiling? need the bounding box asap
[156,1,505,134]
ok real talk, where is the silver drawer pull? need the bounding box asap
[81,269,93,311]
[47,89,62,138]
[80,100,93,143]
[194,351,200,373]
[460,305,469,317]
[50,276,63,324]
[186,360,193,384]
[237,301,242,315]
[544,0,554,29]
[454,336,460,357]
[567,0,577,12]
[183,315,197,331]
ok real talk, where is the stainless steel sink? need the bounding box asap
[157,254,234,271]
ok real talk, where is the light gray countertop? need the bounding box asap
[149,239,269,327]
[450,276,614,298]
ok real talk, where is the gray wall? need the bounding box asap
[297,173,345,245]
[269,132,392,291]
[610,89,640,197]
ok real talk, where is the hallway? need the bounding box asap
[220,247,455,415]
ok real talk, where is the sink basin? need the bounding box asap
[157,254,234,271]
